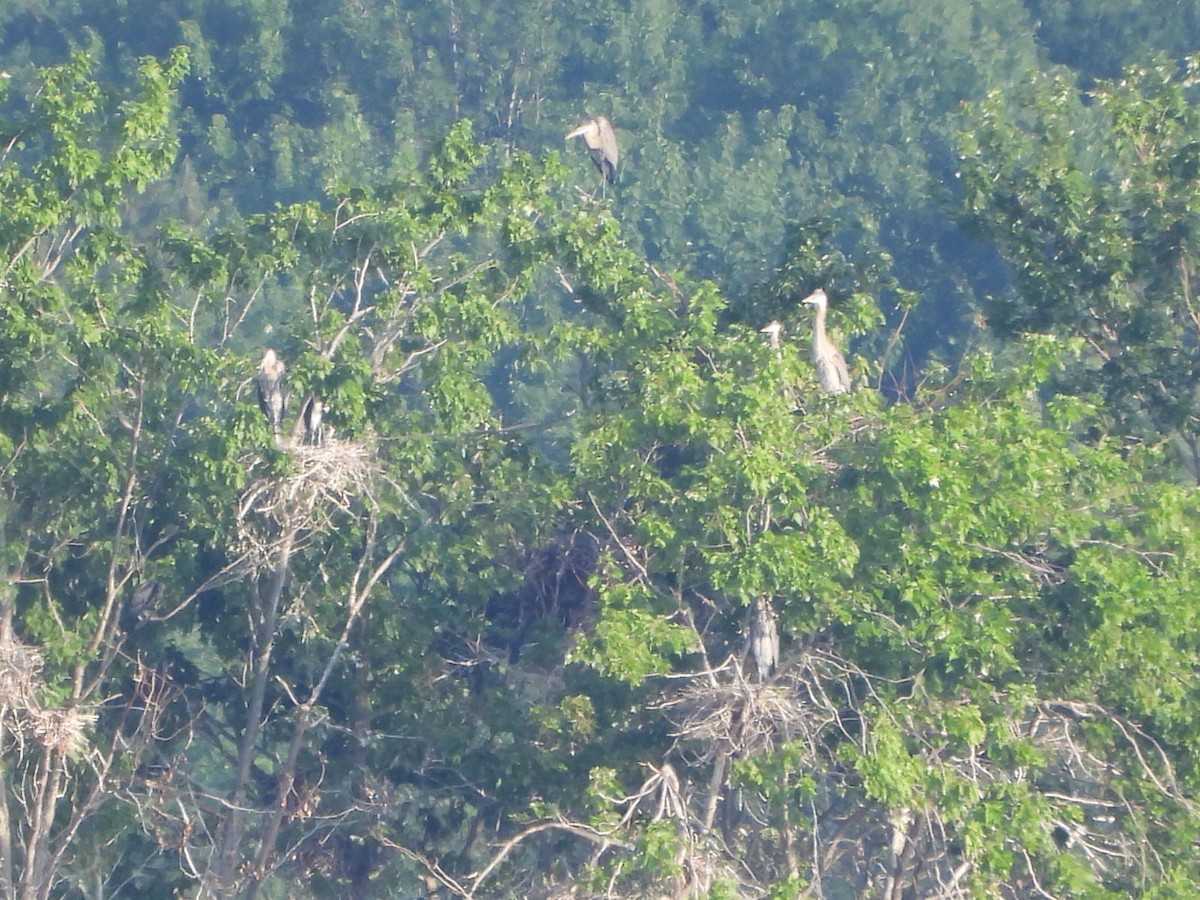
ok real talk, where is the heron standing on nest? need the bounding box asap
[802,289,852,395]
[748,597,780,682]
[256,349,287,436]
[301,396,325,446]
[566,116,619,189]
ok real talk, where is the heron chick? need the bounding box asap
[301,396,325,446]
[760,320,783,352]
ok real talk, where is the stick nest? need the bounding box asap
[26,705,97,758]
[661,648,859,765]
[0,632,96,757]
[237,436,378,566]
[0,632,43,711]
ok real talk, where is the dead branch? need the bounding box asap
[469,819,630,898]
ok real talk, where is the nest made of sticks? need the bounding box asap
[0,632,42,712]
[661,648,862,765]
[237,436,378,565]
[26,705,97,758]
[0,632,98,758]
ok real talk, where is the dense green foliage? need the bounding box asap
[2,3,1200,899]
[961,56,1200,469]
[0,0,1051,359]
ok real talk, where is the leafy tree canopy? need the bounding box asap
[2,5,1200,898]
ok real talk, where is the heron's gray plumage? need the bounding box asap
[566,116,619,185]
[256,349,286,434]
[748,597,779,682]
[802,289,852,395]
[301,396,325,446]
[121,580,162,632]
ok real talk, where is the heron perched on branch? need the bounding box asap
[566,116,619,186]
[121,580,162,633]
[255,349,287,435]
[748,597,780,682]
[802,289,852,395]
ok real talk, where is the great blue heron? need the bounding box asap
[256,349,286,435]
[566,116,619,186]
[760,320,783,352]
[121,580,162,632]
[301,396,325,446]
[748,597,780,682]
[802,289,852,395]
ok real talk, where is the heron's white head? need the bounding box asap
[801,288,828,309]
[760,320,783,337]
[260,348,284,376]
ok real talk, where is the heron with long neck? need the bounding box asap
[802,289,852,395]
[760,320,783,353]
[301,396,325,446]
[256,349,286,435]
[748,596,780,683]
[566,116,619,186]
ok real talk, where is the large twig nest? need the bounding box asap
[27,705,97,758]
[1,633,99,758]
[277,436,376,513]
[665,670,811,762]
[0,632,42,712]
[237,436,377,566]
[661,648,863,764]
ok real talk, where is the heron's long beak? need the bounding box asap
[565,125,590,140]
